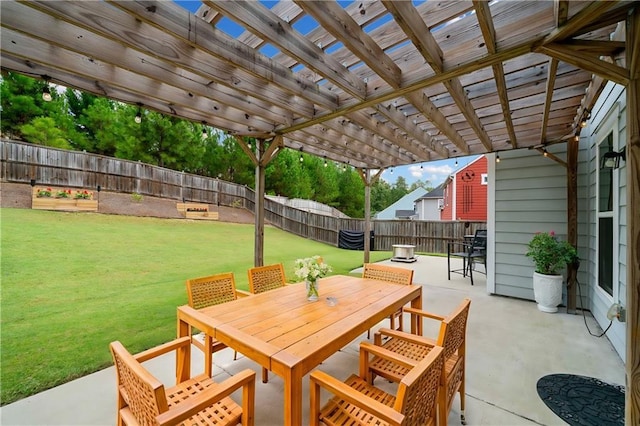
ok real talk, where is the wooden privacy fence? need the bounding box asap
[1,140,485,253]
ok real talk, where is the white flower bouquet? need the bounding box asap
[294,256,332,282]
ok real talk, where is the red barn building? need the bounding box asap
[441,156,487,221]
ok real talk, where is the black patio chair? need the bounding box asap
[448,229,487,285]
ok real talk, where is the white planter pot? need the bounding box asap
[533,272,563,313]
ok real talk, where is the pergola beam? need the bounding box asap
[203,0,367,100]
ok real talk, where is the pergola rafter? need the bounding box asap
[4,0,634,168]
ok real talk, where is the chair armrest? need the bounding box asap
[448,240,471,252]
[133,336,191,363]
[310,370,404,426]
[156,369,256,426]
[236,289,252,298]
[402,307,445,322]
[359,342,418,370]
[374,328,437,347]
[359,342,418,381]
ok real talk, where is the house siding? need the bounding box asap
[415,199,441,220]
[491,148,582,301]
[441,156,487,221]
[454,156,487,221]
[585,82,626,362]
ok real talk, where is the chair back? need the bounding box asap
[363,263,414,285]
[110,341,168,423]
[472,229,487,252]
[186,272,237,309]
[248,263,286,294]
[394,346,444,426]
[437,298,471,360]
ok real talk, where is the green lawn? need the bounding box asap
[0,208,390,405]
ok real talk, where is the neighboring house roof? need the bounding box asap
[375,187,428,220]
[415,186,444,202]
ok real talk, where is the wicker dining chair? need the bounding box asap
[362,263,414,337]
[366,298,471,426]
[110,337,256,426]
[247,263,287,383]
[310,343,444,426]
[247,263,287,295]
[186,272,241,362]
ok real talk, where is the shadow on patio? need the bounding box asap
[0,256,624,425]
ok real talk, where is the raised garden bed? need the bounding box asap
[176,202,219,220]
[32,187,98,212]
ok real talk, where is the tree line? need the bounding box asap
[1,72,432,217]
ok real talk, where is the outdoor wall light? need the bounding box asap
[601,147,626,169]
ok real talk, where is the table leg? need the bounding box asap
[176,316,191,383]
[283,367,303,426]
[411,291,423,336]
[204,334,213,378]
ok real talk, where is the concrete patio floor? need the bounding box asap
[0,255,625,425]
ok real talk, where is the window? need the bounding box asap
[481,173,488,185]
[597,131,615,297]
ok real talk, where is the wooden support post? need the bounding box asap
[626,6,640,425]
[566,135,579,314]
[363,169,371,264]
[359,169,384,265]
[254,139,265,267]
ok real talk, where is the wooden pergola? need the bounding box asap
[1,1,638,422]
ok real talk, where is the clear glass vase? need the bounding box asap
[306,279,319,301]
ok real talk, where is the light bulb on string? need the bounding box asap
[42,86,52,102]
[134,104,142,124]
[323,156,328,168]
[496,153,501,163]
[41,75,52,102]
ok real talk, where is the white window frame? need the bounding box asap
[594,106,619,303]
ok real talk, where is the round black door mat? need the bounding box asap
[536,373,625,426]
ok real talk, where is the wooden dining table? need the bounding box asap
[176,274,422,426]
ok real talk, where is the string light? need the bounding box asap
[323,156,328,168]
[543,148,548,157]
[201,122,207,140]
[248,140,252,150]
[299,147,304,162]
[41,75,52,102]
[455,158,458,167]
[134,103,142,124]
[496,153,501,163]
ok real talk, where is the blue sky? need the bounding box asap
[174,1,477,188]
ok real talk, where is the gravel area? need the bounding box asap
[0,182,256,224]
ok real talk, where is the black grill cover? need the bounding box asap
[338,230,374,250]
